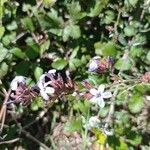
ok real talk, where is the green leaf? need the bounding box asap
[64,118,82,133]
[129,47,143,58]
[95,41,117,57]
[88,0,109,17]
[31,97,44,111]
[63,24,81,42]
[128,94,144,114]
[115,58,133,71]
[34,66,43,81]
[2,32,16,46]
[11,47,26,59]
[67,1,86,21]
[124,25,137,37]
[40,40,50,56]
[6,21,18,31]
[15,61,30,76]
[21,17,35,31]
[103,10,115,24]
[0,26,5,39]
[0,62,8,79]
[52,59,68,70]
[0,45,8,62]
[146,51,150,64]
[126,131,142,146]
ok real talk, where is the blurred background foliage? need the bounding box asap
[0,0,150,149]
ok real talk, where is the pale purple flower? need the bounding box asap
[10,76,26,91]
[88,56,100,72]
[89,84,112,108]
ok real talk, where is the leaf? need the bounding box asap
[21,17,35,31]
[124,25,137,37]
[2,32,16,46]
[0,45,8,62]
[88,0,109,17]
[0,62,8,79]
[34,66,43,81]
[115,58,133,71]
[64,118,82,133]
[0,26,5,39]
[31,97,44,111]
[52,59,68,70]
[40,40,50,56]
[126,131,142,146]
[128,94,144,114]
[63,24,81,42]
[67,1,86,21]
[11,47,26,59]
[6,21,18,31]
[15,61,30,76]
[94,42,117,57]
[146,51,150,64]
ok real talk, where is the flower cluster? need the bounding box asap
[8,70,75,105]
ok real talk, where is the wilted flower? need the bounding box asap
[140,71,150,83]
[88,56,114,74]
[89,84,112,108]
[8,83,38,105]
[10,76,26,91]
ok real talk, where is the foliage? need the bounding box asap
[0,0,150,149]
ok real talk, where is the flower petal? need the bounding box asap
[102,92,112,99]
[90,96,99,104]
[90,88,98,96]
[98,84,105,93]
[40,89,49,100]
[45,87,55,94]
[97,98,105,108]
[48,69,56,74]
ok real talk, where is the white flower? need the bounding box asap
[89,84,112,108]
[48,69,56,74]
[10,76,26,91]
[37,73,55,100]
[103,128,113,136]
[82,116,100,129]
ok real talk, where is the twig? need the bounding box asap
[0,138,20,145]
[11,114,50,150]
[0,84,11,133]
[104,85,119,129]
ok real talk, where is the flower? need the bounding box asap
[37,71,55,101]
[88,56,100,72]
[10,76,26,91]
[88,56,114,74]
[89,84,112,108]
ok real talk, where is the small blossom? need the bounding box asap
[89,84,112,108]
[10,76,26,91]
[88,56,114,74]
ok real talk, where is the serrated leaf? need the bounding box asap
[128,94,144,114]
[124,26,137,37]
[52,59,68,70]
